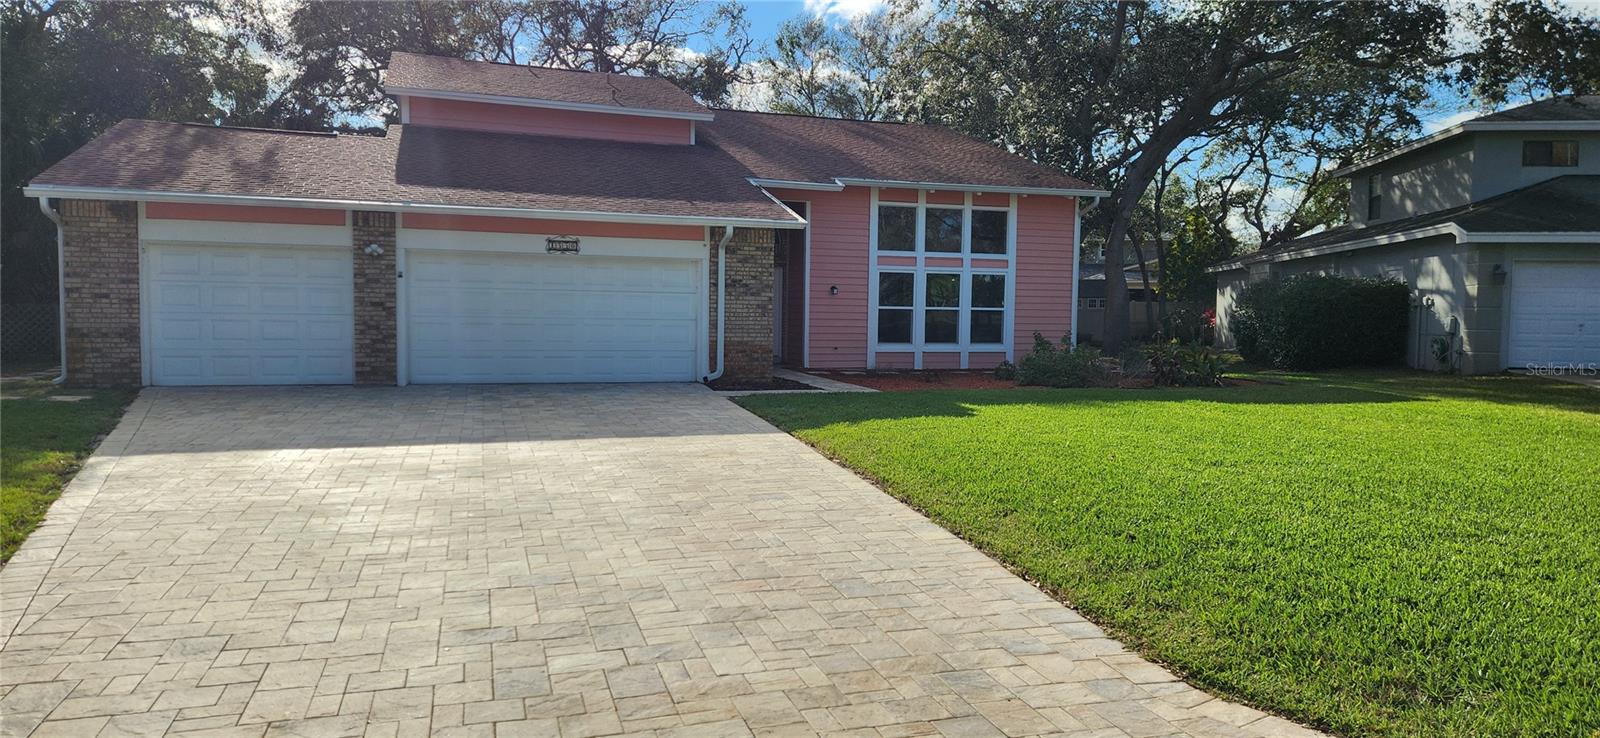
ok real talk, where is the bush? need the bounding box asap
[993,360,1018,381]
[1231,274,1410,370]
[1146,338,1228,387]
[1016,333,1108,387]
[1162,304,1216,345]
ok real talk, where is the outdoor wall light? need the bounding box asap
[363,243,385,257]
[1492,263,1507,285]
[830,285,839,295]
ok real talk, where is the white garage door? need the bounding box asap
[1508,261,1600,367]
[147,244,353,385]
[406,250,700,383]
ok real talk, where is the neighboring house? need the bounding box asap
[1077,261,1161,343]
[25,52,1106,387]
[1211,96,1600,374]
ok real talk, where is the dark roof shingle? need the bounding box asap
[385,52,709,117]
[30,120,797,223]
[1218,175,1600,268]
[702,110,1099,191]
[1476,95,1600,123]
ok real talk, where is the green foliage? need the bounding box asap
[1161,209,1237,304]
[1160,304,1214,345]
[765,12,897,120]
[738,371,1600,738]
[1145,339,1227,387]
[1,380,135,565]
[992,360,1017,382]
[1016,333,1107,387]
[1458,0,1600,105]
[1232,275,1411,370]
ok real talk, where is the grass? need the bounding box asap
[736,371,1600,738]
[1,378,136,565]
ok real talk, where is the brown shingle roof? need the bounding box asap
[385,52,710,118]
[701,110,1100,192]
[29,120,797,224]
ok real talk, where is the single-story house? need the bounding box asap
[25,52,1106,387]
[1211,96,1600,373]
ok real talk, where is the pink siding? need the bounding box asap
[968,351,1007,369]
[401,212,702,241]
[926,190,964,205]
[922,352,961,369]
[879,188,918,203]
[973,193,1010,207]
[924,257,963,268]
[769,187,870,369]
[876,352,914,369]
[406,96,693,144]
[971,258,1009,269]
[1014,195,1077,349]
[145,202,346,225]
[877,255,917,267]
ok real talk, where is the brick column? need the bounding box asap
[709,227,775,383]
[352,211,397,385]
[60,200,140,387]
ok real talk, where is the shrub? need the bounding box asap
[993,360,1018,381]
[1016,333,1108,387]
[1231,274,1410,370]
[1146,338,1228,387]
[1162,304,1215,345]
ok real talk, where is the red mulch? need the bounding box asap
[806,371,1264,392]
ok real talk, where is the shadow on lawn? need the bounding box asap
[747,370,1600,424]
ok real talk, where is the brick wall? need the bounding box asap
[352,211,397,384]
[708,227,775,382]
[60,200,140,387]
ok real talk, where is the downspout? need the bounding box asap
[38,198,66,385]
[1070,195,1102,347]
[703,225,735,383]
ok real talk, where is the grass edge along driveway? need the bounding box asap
[1,379,136,565]
[736,371,1600,738]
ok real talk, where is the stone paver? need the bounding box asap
[0,385,1325,737]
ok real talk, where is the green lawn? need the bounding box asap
[1,379,135,565]
[737,371,1600,738]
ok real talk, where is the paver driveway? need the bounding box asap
[0,385,1322,738]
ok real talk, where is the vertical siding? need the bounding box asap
[768,187,870,369]
[1014,195,1077,349]
[407,97,693,144]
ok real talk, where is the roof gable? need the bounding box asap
[385,52,711,120]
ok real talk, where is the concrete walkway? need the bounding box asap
[0,385,1322,737]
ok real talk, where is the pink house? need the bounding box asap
[26,53,1106,387]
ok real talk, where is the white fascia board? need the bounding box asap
[1330,120,1600,178]
[23,184,805,230]
[1206,224,1463,272]
[834,178,1111,198]
[385,86,715,122]
[748,178,844,192]
[1459,231,1600,244]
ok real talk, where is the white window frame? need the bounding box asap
[867,188,1019,368]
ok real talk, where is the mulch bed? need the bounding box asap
[809,370,1263,392]
[707,376,818,392]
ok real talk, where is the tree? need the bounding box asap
[1457,0,1600,105]
[2,0,273,307]
[764,11,900,120]
[898,0,1449,353]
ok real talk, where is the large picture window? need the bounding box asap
[877,272,914,343]
[970,274,1006,344]
[972,210,1009,254]
[877,206,916,251]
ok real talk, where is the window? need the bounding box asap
[1523,140,1579,167]
[924,274,960,343]
[1367,174,1383,220]
[877,272,913,343]
[877,206,916,251]
[970,274,1006,344]
[972,210,1008,254]
[924,208,963,252]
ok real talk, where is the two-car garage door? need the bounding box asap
[405,250,700,383]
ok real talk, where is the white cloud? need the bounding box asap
[1422,109,1481,134]
[803,0,887,20]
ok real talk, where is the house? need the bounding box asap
[1077,261,1161,343]
[1210,96,1600,374]
[24,53,1106,387]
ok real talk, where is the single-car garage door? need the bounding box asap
[147,244,354,385]
[406,250,700,383]
[1508,261,1600,367]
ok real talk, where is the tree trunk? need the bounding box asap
[1130,236,1155,337]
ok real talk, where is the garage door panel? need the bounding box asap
[149,244,353,385]
[407,250,700,383]
[1509,262,1600,367]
